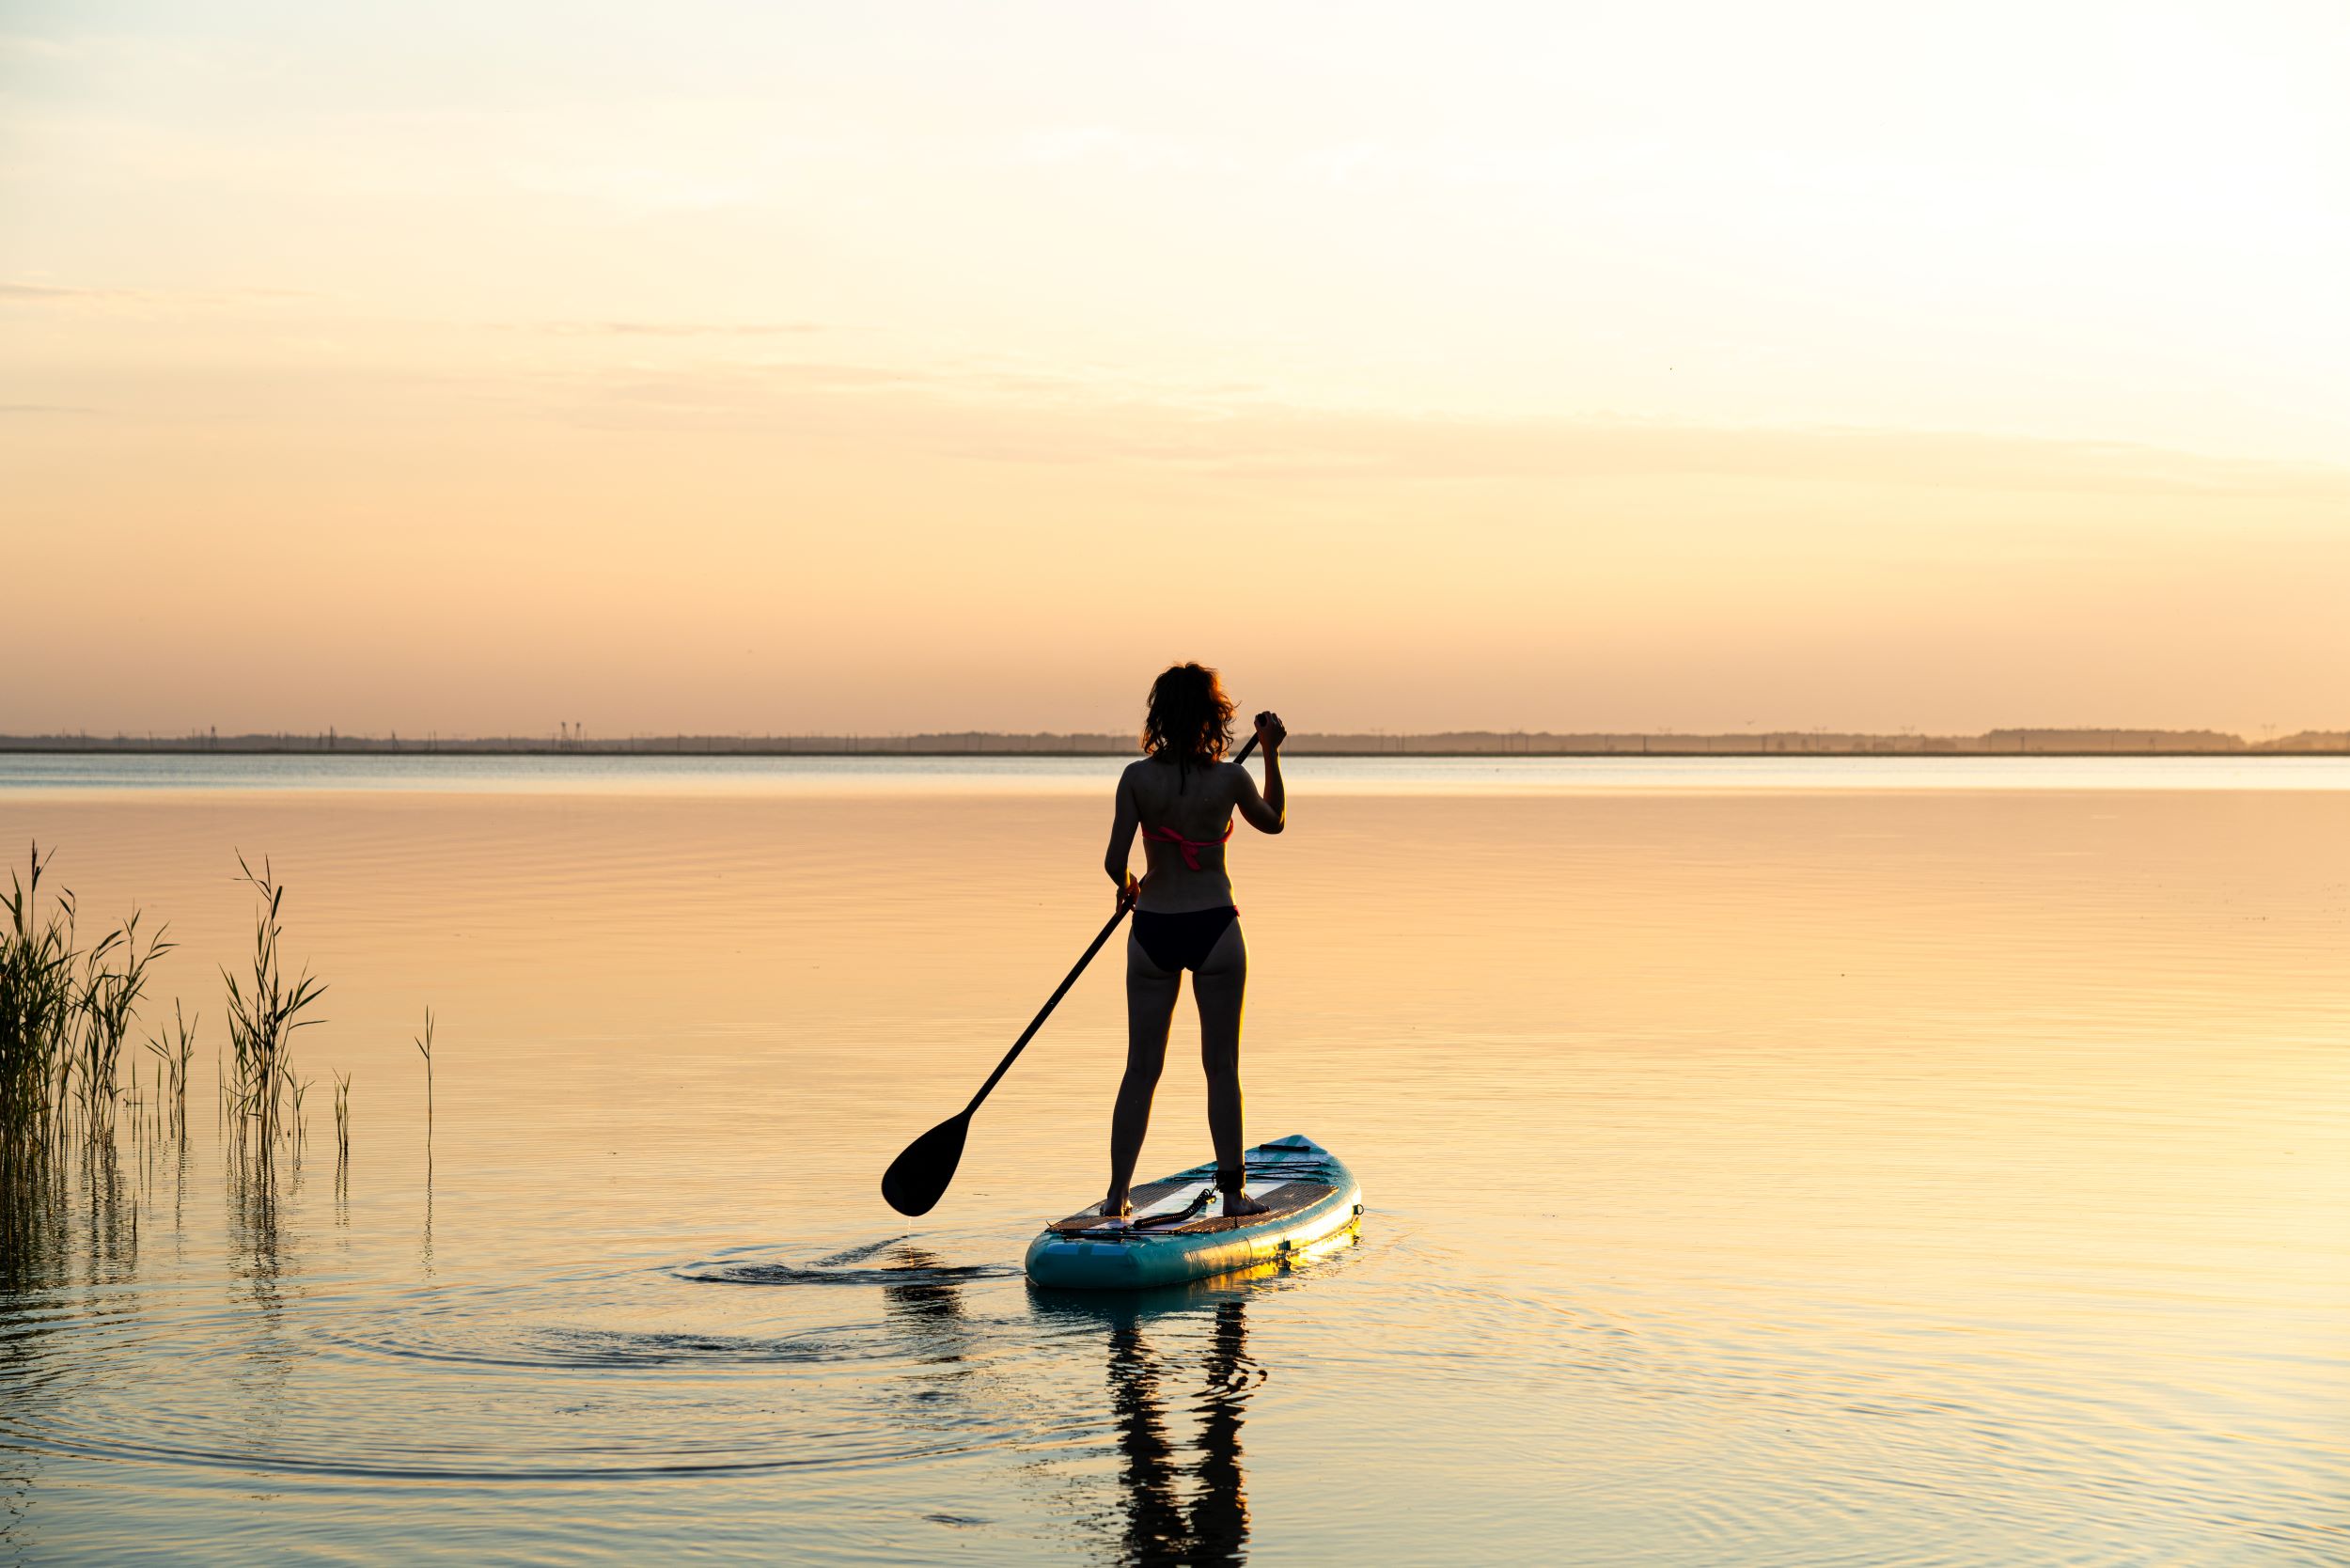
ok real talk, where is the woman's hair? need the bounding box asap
[1140,663,1234,771]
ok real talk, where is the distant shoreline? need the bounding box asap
[4,729,2344,760]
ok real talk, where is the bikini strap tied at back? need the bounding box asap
[1141,821,1232,872]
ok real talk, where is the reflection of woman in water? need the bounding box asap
[1104,1298,1254,1567]
[886,1256,1259,1567]
[1101,664,1286,1221]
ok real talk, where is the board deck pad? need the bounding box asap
[1049,1179,1336,1237]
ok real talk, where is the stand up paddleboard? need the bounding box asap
[1025,1135,1363,1290]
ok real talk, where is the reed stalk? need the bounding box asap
[73,911,172,1133]
[143,1000,196,1139]
[221,854,325,1156]
[415,1008,434,1138]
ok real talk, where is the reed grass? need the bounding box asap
[1,843,174,1286]
[221,854,325,1155]
[73,910,172,1132]
[143,1000,196,1138]
[415,1008,434,1137]
[3,844,389,1282]
[2,844,77,1141]
[2,842,171,1143]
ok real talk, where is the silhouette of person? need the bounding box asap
[1100,665,1286,1221]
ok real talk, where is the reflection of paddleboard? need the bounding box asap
[1024,1135,1363,1291]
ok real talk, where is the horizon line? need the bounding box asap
[3,726,2345,759]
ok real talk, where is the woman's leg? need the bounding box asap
[1108,932,1182,1213]
[1191,921,1267,1215]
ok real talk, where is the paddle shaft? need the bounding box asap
[959,730,1261,1117]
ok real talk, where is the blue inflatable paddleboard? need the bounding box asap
[1024,1135,1363,1291]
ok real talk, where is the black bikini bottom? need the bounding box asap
[1131,906,1240,973]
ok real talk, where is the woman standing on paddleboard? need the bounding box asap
[1100,664,1286,1220]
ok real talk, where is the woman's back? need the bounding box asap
[1119,755,1280,913]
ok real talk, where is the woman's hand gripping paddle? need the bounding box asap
[879,731,1261,1216]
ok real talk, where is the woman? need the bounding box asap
[1100,662,1286,1220]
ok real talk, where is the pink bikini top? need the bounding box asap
[1142,821,1232,872]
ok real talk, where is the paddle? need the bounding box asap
[880,730,1262,1216]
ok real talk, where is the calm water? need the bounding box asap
[2,758,2344,1564]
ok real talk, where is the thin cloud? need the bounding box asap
[0,281,316,305]
[580,360,926,407]
[0,282,136,301]
[509,320,824,337]
[557,363,2350,501]
[0,34,74,59]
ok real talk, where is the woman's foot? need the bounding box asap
[1097,1196,1133,1223]
[1216,1172,1270,1217]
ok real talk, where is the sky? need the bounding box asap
[5,1,2347,738]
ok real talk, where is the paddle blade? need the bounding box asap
[881,1112,970,1216]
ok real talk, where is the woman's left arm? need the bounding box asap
[1234,711,1286,834]
[1104,767,1141,906]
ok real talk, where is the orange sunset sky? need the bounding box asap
[5,3,2347,737]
